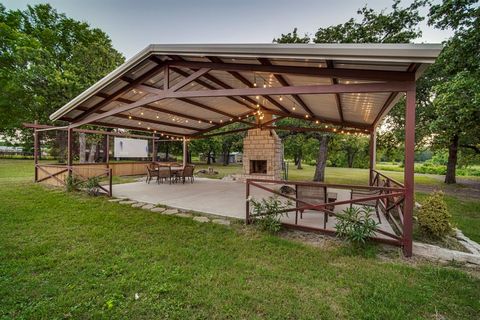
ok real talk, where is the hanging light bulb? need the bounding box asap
[147,127,150,130]
[256,96,259,100]
[315,120,319,124]
[154,130,157,133]
[279,96,283,101]
[156,115,159,119]
[140,112,144,116]
[138,122,142,125]
[209,120,212,124]
[253,73,257,87]
[305,115,309,118]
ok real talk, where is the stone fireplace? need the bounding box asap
[242,128,283,180]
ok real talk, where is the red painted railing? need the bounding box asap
[246,175,406,247]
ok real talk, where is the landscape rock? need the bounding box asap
[162,209,178,215]
[119,200,136,205]
[142,204,155,210]
[212,219,230,226]
[176,212,193,218]
[193,216,210,223]
[132,202,147,208]
[150,207,165,213]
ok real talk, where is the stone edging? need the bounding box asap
[109,197,231,226]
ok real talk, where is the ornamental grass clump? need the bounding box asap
[416,191,453,239]
[335,206,379,245]
[249,196,290,234]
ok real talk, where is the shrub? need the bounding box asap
[335,206,379,245]
[249,196,290,234]
[416,191,453,238]
[65,174,80,192]
[84,176,101,196]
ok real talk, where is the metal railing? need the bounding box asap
[246,176,406,247]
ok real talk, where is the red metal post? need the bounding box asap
[182,137,187,167]
[109,168,113,197]
[369,129,377,186]
[105,135,110,165]
[403,87,416,257]
[245,180,250,224]
[67,127,73,176]
[33,120,39,182]
[152,134,156,162]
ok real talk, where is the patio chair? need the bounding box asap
[145,163,158,184]
[349,188,382,223]
[179,165,195,184]
[157,165,172,184]
[296,185,337,229]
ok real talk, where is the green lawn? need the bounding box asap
[1,159,480,318]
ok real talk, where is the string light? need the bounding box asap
[256,96,259,100]
[315,120,319,124]
[198,120,202,123]
[156,115,159,119]
[253,73,257,87]
[147,127,150,130]
[128,115,132,119]
[140,112,144,116]
[279,96,283,101]
[305,115,309,119]
[209,120,212,124]
[138,122,142,125]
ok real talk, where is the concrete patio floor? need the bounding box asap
[112,178,396,239]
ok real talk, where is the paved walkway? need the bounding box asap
[113,178,396,238]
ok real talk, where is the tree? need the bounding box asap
[0,4,124,145]
[273,28,310,43]
[274,0,426,181]
[427,0,480,183]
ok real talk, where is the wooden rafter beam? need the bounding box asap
[258,58,313,117]
[72,62,167,122]
[326,60,344,123]
[70,66,211,128]
[163,55,257,112]
[74,106,201,131]
[166,81,415,99]
[166,60,415,82]
[207,56,291,114]
[94,92,220,125]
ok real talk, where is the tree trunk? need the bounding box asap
[223,149,230,166]
[88,143,97,163]
[313,135,329,182]
[296,155,302,169]
[206,151,211,164]
[347,150,356,168]
[445,134,459,184]
[79,133,86,163]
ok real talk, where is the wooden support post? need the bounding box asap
[152,134,157,162]
[105,135,110,165]
[403,87,416,257]
[67,127,73,175]
[369,130,377,186]
[182,137,187,167]
[246,180,250,224]
[33,120,39,182]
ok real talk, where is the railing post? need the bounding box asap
[369,129,376,186]
[67,127,73,177]
[109,168,113,197]
[33,121,39,182]
[403,86,416,257]
[245,179,250,224]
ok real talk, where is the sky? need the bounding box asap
[3,0,451,59]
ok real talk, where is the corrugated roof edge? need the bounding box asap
[50,43,442,121]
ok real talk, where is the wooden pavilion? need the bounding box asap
[26,44,442,256]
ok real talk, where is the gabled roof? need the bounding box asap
[50,43,442,137]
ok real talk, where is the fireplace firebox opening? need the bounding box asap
[250,160,267,174]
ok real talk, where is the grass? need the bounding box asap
[197,162,452,186]
[1,172,480,318]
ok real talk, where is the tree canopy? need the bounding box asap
[0,4,124,142]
